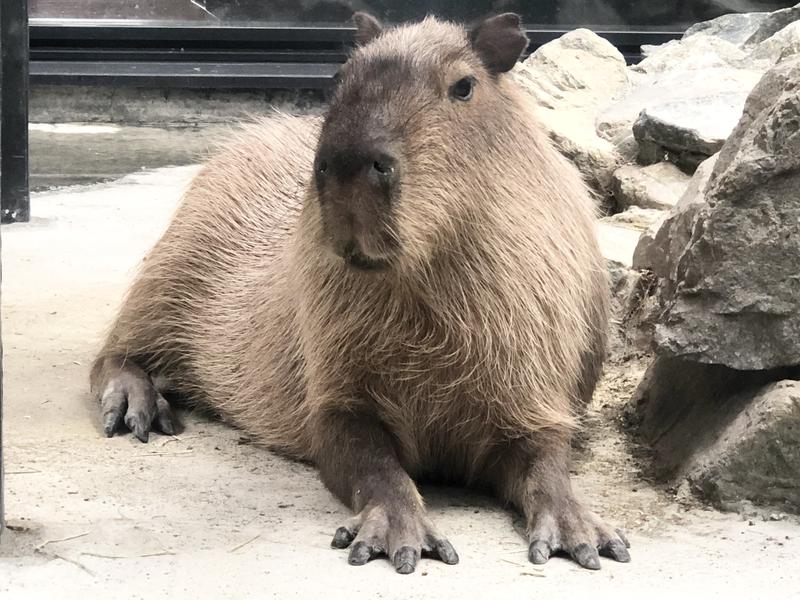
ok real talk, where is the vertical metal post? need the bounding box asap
[0,0,23,537]
[1,0,30,224]
[0,0,4,536]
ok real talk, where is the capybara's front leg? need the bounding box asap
[313,407,458,574]
[498,437,630,570]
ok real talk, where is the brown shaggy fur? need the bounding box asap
[92,14,622,572]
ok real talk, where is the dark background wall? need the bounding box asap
[30,0,798,28]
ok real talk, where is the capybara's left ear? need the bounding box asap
[352,12,383,46]
[469,13,528,74]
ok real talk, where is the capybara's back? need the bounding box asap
[91,13,631,575]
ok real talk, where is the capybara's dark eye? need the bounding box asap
[450,76,475,101]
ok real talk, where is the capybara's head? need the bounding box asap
[311,13,529,272]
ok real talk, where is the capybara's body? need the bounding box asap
[95,116,319,456]
[96,110,605,468]
[92,14,630,573]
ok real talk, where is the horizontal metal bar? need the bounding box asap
[30,60,339,88]
[31,47,350,64]
[30,20,682,45]
[30,20,358,42]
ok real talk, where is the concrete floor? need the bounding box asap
[28,123,229,190]
[1,155,799,598]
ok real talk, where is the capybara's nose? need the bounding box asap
[314,145,399,192]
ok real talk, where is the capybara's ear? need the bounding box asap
[469,13,528,74]
[352,12,383,46]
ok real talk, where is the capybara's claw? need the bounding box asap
[95,358,175,442]
[330,505,458,574]
[527,503,630,570]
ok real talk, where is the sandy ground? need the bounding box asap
[1,166,799,599]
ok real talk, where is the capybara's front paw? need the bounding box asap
[97,364,175,443]
[527,500,630,570]
[330,502,458,574]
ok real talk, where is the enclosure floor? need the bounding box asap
[1,166,797,599]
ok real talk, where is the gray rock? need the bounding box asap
[689,380,800,511]
[596,221,641,267]
[611,162,690,211]
[683,11,769,45]
[745,3,800,45]
[749,20,800,64]
[605,4,798,166]
[632,153,719,277]
[636,34,754,75]
[632,92,749,167]
[631,357,800,511]
[511,29,630,197]
[512,28,629,111]
[597,68,762,166]
[630,224,664,277]
[655,55,800,370]
[542,122,621,201]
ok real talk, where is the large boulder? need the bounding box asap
[631,99,738,169]
[631,357,800,511]
[627,35,763,169]
[598,64,762,172]
[511,29,630,199]
[652,54,800,371]
[689,380,800,511]
[597,67,761,141]
[621,154,718,351]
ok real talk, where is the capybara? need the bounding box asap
[91,12,630,573]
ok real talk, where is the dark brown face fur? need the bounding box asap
[312,13,528,272]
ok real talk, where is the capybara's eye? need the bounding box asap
[449,76,475,101]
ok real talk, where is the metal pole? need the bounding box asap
[1,0,30,224]
[0,0,26,537]
[0,0,4,538]
[0,0,3,541]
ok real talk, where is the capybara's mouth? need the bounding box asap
[344,252,389,271]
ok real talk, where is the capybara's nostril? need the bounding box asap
[373,160,392,176]
[368,153,398,189]
[315,157,329,184]
[342,240,356,259]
